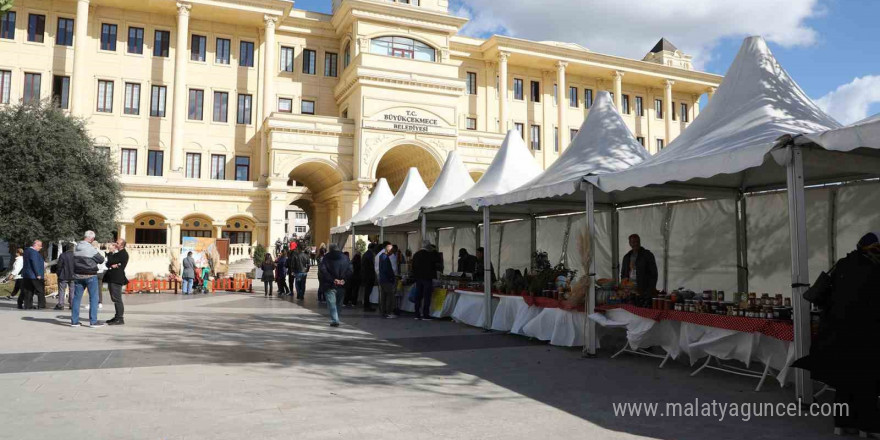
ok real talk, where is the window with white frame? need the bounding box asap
[301,100,315,115]
[210,154,225,180]
[280,46,295,72]
[191,34,206,62]
[188,89,204,120]
[278,98,293,113]
[120,148,137,175]
[302,49,316,74]
[530,125,541,151]
[466,117,476,130]
[97,80,114,113]
[213,91,228,122]
[215,38,230,64]
[150,85,167,117]
[324,52,338,77]
[124,82,140,115]
[185,153,201,178]
[466,72,477,95]
[237,94,252,124]
[0,70,11,104]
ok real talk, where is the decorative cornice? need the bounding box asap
[176,2,192,16]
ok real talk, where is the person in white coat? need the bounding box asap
[4,249,24,299]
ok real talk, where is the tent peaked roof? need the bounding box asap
[379,151,475,227]
[472,91,649,208]
[588,36,842,194]
[370,167,429,224]
[456,129,542,209]
[330,178,393,234]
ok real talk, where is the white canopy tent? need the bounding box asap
[584,36,880,401]
[350,167,429,240]
[330,177,393,235]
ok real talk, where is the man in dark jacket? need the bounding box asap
[318,244,352,327]
[18,240,45,310]
[105,239,129,325]
[71,231,106,327]
[457,248,477,274]
[288,247,310,300]
[474,247,496,285]
[377,243,397,319]
[360,243,377,312]
[620,234,658,302]
[411,241,441,320]
[55,243,75,310]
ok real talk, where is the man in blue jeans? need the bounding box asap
[71,231,106,328]
[318,244,352,327]
[288,247,310,300]
[410,241,441,320]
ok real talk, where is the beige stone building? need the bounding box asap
[0,0,721,271]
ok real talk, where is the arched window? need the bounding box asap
[343,41,351,69]
[370,36,435,62]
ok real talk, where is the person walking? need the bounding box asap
[181,251,196,295]
[361,243,377,312]
[377,242,397,319]
[55,243,75,310]
[286,248,297,300]
[275,238,283,256]
[318,244,352,327]
[344,252,362,307]
[104,238,129,325]
[70,231,106,327]
[289,247,310,300]
[18,240,46,310]
[4,248,24,300]
[794,232,880,437]
[411,241,441,320]
[260,253,275,297]
[275,251,289,297]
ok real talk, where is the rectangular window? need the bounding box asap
[52,75,70,109]
[554,127,559,152]
[236,94,252,124]
[513,78,523,100]
[213,91,228,122]
[514,122,524,139]
[188,89,204,120]
[466,117,476,130]
[657,139,665,150]
[27,14,45,43]
[324,52,338,77]
[637,136,645,146]
[622,94,630,114]
[96,80,114,112]
[154,30,170,57]
[239,41,254,67]
[681,102,689,122]
[23,73,41,103]
[235,156,250,181]
[553,84,558,106]
[191,34,206,62]
[530,81,540,103]
[635,96,644,117]
[672,101,677,121]
[215,38,230,64]
[56,18,74,46]
[120,148,137,175]
[278,97,293,113]
[127,27,144,54]
[147,150,163,176]
[530,125,541,151]
[302,49,316,74]
[0,70,11,104]
[655,99,663,119]
[301,100,315,115]
[150,85,167,117]
[100,23,117,51]
[570,129,579,142]
[210,154,225,180]
[280,46,295,72]
[296,212,307,219]
[585,89,593,108]
[466,72,477,95]
[185,153,201,178]
[0,11,15,40]
[123,83,140,115]
[569,86,578,108]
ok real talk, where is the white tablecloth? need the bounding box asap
[491,295,529,332]
[398,285,416,313]
[511,305,543,335]
[605,308,682,359]
[431,289,458,318]
[521,308,586,347]
[451,290,498,328]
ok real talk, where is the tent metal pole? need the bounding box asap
[828,188,837,267]
[379,226,384,244]
[611,208,620,284]
[584,184,598,356]
[785,146,813,403]
[482,207,493,330]
[735,192,749,294]
[529,215,537,270]
[420,212,427,246]
[662,204,673,293]
[351,225,356,253]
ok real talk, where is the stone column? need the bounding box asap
[213,223,224,240]
[612,71,624,111]
[498,51,510,133]
[170,2,191,173]
[118,223,127,242]
[357,182,372,209]
[261,16,277,125]
[693,94,700,119]
[267,189,288,249]
[313,203,329,247]
[707,86,717,102]
[169,222,182,247]
[664,80,674,146]
[70,0,90,115]
[556,61,568,153]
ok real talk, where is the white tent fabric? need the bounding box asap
[454,130,542,209]
[587,36,841,195]
[371,167,429,225]
[330,178,393,234]
[473,91,649,208]
[667,199,738,293]
[381,151,475,227]
[797,112,880,152]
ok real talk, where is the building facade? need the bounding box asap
[0,0,721,264]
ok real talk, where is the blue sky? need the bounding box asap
[292,0,879,123]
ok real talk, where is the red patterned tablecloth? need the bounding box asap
[596,304,793,342]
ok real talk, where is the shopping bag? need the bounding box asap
[369,285,379,304]
[408,284,418,303]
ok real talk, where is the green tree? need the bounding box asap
[0,102,122,248]
[0,0,13,14]
[252,243,266,267]
[355,238,367,255]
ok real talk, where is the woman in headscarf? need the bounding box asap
[794,232,880,437]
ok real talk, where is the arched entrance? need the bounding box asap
[283,160,348,247]
[374,144,443,192]
[132,213,168,245]
[286,199,314,242]
[180,214,214,243]
[222,216,256,245]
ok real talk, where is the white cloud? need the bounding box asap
[816,76,880,125]
[454,0,822,71]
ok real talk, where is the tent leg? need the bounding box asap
[482,207,493,331]
[662,204,672,293]
[785,146,813,403]
[379,226,384,244]
[584,185,598,357]
[611,208,620,284]
[420,213,427,246]
[351,226,356,253]
[529,215,537,271]
[828,188,837,267]
[736,192,749,293]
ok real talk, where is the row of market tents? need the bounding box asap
[330,36,880,402]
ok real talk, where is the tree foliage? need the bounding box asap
[0,102,122,247]
[0,0,14,14]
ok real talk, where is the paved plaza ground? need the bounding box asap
[0,274,838,439]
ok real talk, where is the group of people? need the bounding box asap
[260,244,312,300]
[2,231,129,327]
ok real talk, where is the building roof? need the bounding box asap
[649,38,679,53]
